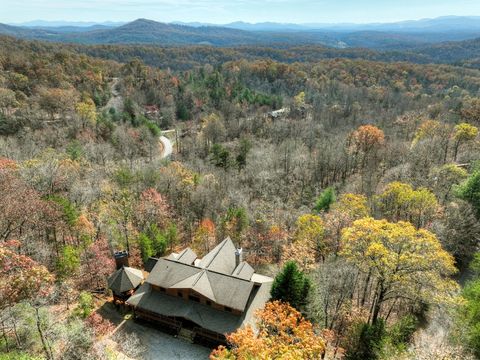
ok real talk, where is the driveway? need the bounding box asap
[98,302,211,360]
[120,319,212,360]
[159,136,173,159]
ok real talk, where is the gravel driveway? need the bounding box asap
[120,319,212,360]
[99,302,211,360]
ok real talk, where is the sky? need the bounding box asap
[1,0,480,25]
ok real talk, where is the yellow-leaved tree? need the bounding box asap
[375,182,439,228]
[340,217,458,324]
[324,193,370,254]
[75,98,97,128]
[453,122,478,161]
[282,214,325,269]
[210,301,326,360]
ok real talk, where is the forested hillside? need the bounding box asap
[1,34,480,359]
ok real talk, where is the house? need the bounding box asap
[267,107,289,120]
[144,104,160,117]
[108,251,144,303]
[125,237,273,345]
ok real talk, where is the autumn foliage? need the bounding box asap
[0,240,54,308]
[210,301,326,360]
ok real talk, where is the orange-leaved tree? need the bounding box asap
[210,301,326,360]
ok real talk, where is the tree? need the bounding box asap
[75,98,97,128]
[340,218,458,324]
[191,219,216,256]
[0,240,53,309]
[453,123,478,161]
[0,169,52,243]
[235,138,251,171]
[222,207,248,243]
[137,224,168,263]
[201,113,226,148]
[348,125,385,157]
[271,261,311,312]
[210,301,325,360]
[79,236,115,290]
[324,193,371,255]
[135,188,171,231]
[457,253,480,358]
[288,214,326,263]
[461,97,480,124]
[294,91,306,107]
[376,182,439,228]
[56,245,80,279]
[0,88,18,115]
[456,169,480,219]
[347,125,385,193]
[430,164,468,203]
[436,201,480,268]
[38,87,77,120]
[210,143,232,170]
[314,187,336,213]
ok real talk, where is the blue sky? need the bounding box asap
[2,0,480,24]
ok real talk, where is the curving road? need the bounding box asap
[159,135,173,159]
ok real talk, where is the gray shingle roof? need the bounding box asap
[108,267,144,294]
[127,283,242,334]
[147,258,254,311]
[198,237,237,274]
[166,247,197,265]
[232,261,255,280]
[125,237,275,335]
[144,257,158,273]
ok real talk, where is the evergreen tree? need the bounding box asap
[270,261,311,311]
[314,187,336,213]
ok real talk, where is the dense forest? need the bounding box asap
[2,32,480,359]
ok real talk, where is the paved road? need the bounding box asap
[159,136,173,159]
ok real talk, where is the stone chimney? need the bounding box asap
[235,248,243,268]
[114,250,129,270]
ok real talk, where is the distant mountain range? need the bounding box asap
[1,16,480,49]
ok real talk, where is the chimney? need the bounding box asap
[114,250,129,270]
[235,248,243,268]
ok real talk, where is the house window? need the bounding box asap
[159,287,166,292]
[177,291,183,298]
[189,295,200,303]
[224,306,232,312]
[206,300,212,306]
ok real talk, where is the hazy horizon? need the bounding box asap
[7,15,480,27]
[1,0,480,25]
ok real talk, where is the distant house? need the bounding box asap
[267,107,289,120]
[125,237,273,345]
[144,104,160,117]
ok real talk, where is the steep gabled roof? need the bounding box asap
[108,267,144,294]
[205,270,254,310]
[198,237,237,274]
[148,258,202,288]
[147,258,254,311]
[232,261,255,280]
[166,247,197,265]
